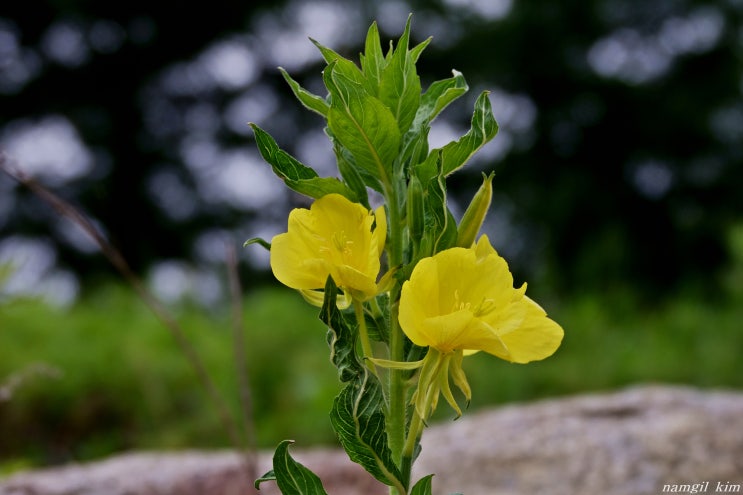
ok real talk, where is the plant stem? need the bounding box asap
[383,179,409,493]
[354,299,377,376]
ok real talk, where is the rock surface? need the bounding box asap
[2,385,742,495]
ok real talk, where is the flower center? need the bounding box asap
[318,231,355,264]
[452,290,496,317]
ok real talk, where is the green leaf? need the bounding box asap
[379,15,421,136]
[321,277,362,383]
[409,36,433,63]
[413,151,458,259]
[439,91,499,176]
[361,21,385,94]
[400,71,467,171]
[254,469,276,489]
[324,61,401,188]
[363,293,390,343]
[243,237,271,250]
[250,123,357,200]
[330,372,406,493]
[410,475,434,495]
[260,440,328,495]
[311,38,371,93]
[334,139,371,208]
[419,70,469,125]
[279,68,329,117]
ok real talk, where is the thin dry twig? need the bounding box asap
[0,152,245,455]
[0,363,63,403]
[226,241,259,490]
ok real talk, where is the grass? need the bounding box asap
[1,279,742,473]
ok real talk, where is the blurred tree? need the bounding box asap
[1,0,741,303]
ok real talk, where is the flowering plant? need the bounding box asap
[247,16,563,495]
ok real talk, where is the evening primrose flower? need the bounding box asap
[398,234,563,419]
[270,193,387,305]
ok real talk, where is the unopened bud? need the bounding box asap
[407,175,425,241]
[456,172,494,248]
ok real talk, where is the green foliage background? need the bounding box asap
[2,224,742,469]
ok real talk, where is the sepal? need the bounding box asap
[456,171,494,248]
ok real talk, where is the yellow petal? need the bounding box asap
[399,234,564,362]
[373,205,387,258]
[496,296,564,363]
[270,232,328,289]
[269,194,385,299]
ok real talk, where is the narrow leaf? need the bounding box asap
[409,37,433,63]
[439,91,499,176]
[414,152,458,257]
[334,139,370,208]
[251,123,317,180]
[400,71,467,170]
[311,38,370,92]
[254,469,276,490]
[243,237,271,250]
[420,70,469,125]
[379,15,421,135]
[325,62,401,187]
[329,129,384,194]
[250,123,357,200]
[270,440,329,495]
[330,372,406,493]
[279,68,329,117]
[290,177,359,200]
[410,474,434,495]
[321,276,362,383]
[361,21,385,94]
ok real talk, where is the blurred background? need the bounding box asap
[1,0,742,473]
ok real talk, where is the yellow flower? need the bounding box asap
[270,193,387,303]
[398,234,563,419]
[400,234,563,361]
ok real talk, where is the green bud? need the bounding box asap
[456,172,494,247]
[407,175,425,242]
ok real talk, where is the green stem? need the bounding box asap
[354,299,377,375]
[383,179,409,493]
[402,409,424,460]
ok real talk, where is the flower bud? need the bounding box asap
[456,172,493,248]
[406,175,425,242]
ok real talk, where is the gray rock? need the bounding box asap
[414,385,743,494]
[2,385,742,495]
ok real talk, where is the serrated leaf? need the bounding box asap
[330,372,406,493]
[279,68,329,117]
[321,277,362,383]
[379,15,421,136]
[410,474,434,495]
[265,440,329,495]
[324,61,401,188]
[250,123,357,200]
[439,91,499,176]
